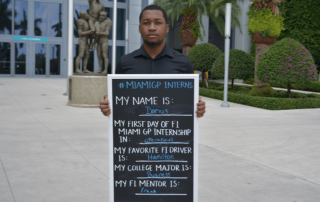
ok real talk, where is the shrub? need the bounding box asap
[278,0,320,66]
[247,6,285,37]
[212,49,255,88]
[257,38,318,97]
[188,43,221,73]
[199,86,320,110]
[188,43,222,87]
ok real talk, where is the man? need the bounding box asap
[99,5,206,117]
[94,11,112,74]
[88,0,105,50]
[75,11,95,73]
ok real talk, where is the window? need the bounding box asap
[0,42,11,74]
[50,44,61,75]
[14,0,28,36]
[49,3,62,37]
[34,2,48,36]
[15,43,26,74]
[0,0,12,35]
[35,44,46,75]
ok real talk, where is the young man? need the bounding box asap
[99,5,206,117]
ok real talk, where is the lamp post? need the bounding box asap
[221,3,232,108]
[111,0,118,74]
[64,0,74,96]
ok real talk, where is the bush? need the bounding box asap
[278,0,320,66]
[257,38,318,97]
[199,86,320,110]
[188,43,221,73]
[212,49,255,88]
[247,6,285,37]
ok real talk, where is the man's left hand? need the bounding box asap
[196,96,206,118]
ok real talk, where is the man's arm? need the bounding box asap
[97,20,112,36]
[78,21,94,36]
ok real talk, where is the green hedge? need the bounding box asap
[199,87,320,110]
[244,79,320,92]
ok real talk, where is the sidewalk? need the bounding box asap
[1,78,320,202]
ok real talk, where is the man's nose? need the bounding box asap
[149,22,156,30]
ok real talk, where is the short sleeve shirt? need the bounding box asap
[115,44,194,74]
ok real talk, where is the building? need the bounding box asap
[0,0,251,78]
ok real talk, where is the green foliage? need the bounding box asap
[188,43,221,73]
[278,0,320,65]
[249,84,275,96]
[258,38,318,85]
[212,49,255,80]
[153,0,243,37]
[189,22,201,38]
[247,6,285,37]
[199,82,320,110]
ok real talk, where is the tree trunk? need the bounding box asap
[254,43,272,87]
[182,46,192,55]
[231,79,234,89]
[202,72,205,88]
[287,83,291,98]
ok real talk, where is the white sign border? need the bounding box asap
[108,74,199,202]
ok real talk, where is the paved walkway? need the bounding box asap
[0,78,320,202]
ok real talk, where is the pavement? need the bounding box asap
[1,77,320,202]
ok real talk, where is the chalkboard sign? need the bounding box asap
[108,74,199,202]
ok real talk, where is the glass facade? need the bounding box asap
[49,3,62,37]
[0,0,12,35]
[15,43,26,74]
[14,0,28,35]
[1,0,128,78]
[0,42,11,74]
[34,2,48,36]
[50,44,60,75]
[35,44,46,75]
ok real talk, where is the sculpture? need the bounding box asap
[75,11,94,73]
[88,0,105,50]
[74,0,112,74]
[94,11,112,74]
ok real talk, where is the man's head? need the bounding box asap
[80,11,89,20]
[139,5,169,47]
[99,11,107,22]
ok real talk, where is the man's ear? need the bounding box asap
[139,25,141,34]
[166,24,169,34]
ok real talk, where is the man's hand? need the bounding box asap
[100,95,111,116]
[196,96,206,118]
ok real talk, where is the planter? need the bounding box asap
[251,32,277,44]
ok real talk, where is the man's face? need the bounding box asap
[99,13,107,22]
[139,10,169,47]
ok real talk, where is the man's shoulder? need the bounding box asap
[119,49,140,62]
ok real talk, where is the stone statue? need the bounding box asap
[75,11,95,73]
[94,11,112,74]
[88,0,105,50]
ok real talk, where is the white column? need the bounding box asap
[234,0,251,53]
[128,0,142,53]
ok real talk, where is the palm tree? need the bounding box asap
[34,18,42,36]
[154,0,243,55]
[15,9,28,48]
[51,4,62,37]
[0,0,12,34]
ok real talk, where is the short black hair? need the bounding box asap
[139,5,168,24]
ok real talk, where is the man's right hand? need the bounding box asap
[100,95,111,116]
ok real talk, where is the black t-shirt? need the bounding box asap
[116,44,194,74]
